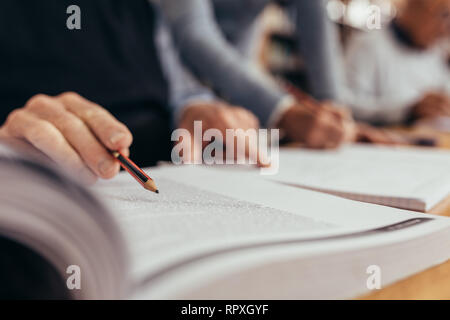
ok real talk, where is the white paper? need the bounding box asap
[93,164,442,298]
[269,145,450,211]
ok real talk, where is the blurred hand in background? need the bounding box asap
[277,100,356,149]
[411,92,450,120]
[354,123,409,145]
[177,101,268,167]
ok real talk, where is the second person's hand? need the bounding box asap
[277,101,356,149]
[177,101,269,167]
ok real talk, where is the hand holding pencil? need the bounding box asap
[0,92,133,184]
[277,82,355,149]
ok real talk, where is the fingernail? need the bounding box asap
[110,132,125,145]
[98,158,116,176]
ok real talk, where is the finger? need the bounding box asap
[120,148,130,158]
[232,109,269,167]
[211,109,246,162]
[220,111,261,166]
[384,132,409,145]
[6,110,97,183]
[323,103,353,122]
[310,126,342,149]
[357,125,406,145]
[190,134,203,164]
[233,130,255,164]
[58,92,133,151]
[342,120,357,143]
[308,128,342,149]
[29,98,120,179]
[313,111,346,148]
[231,107,260,130]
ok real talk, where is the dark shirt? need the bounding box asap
[0,0,172,165]
[0,0,168,122]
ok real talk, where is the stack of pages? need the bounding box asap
[270,145,450,212]
[96,164,450,299]
[0,144,449,299]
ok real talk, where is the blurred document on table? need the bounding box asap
[272,145,450,212]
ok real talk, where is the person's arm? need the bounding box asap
[153,4,269,166]
[292,0,346,102]
[160,0,286,126]
[154,9,218,125]
[160,0,354,148]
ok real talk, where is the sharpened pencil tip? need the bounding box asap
[143,180,159,193]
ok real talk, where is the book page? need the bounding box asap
[93,164,435,295]
[96,174,333,282]
[270,145,450,211]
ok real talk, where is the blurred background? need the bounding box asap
[259,0,402,90]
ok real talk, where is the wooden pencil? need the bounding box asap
[111,151,159,194]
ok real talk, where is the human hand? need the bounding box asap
[177,101,269,167]
[277,100,355,149]
[0,92,133,183]
[411,92,450,120]
[354,123,408,145]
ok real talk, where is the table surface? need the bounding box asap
[360,127,450,300]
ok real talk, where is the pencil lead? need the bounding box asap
[155,190,159,194]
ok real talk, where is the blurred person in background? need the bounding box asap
[345,0,450,125]
[159,0,357,149]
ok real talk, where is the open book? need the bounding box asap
[1,144,450,299]
[270,145,450,212]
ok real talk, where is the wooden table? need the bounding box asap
[360,128,450,300]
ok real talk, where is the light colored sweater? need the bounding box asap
[345,27,450,125]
